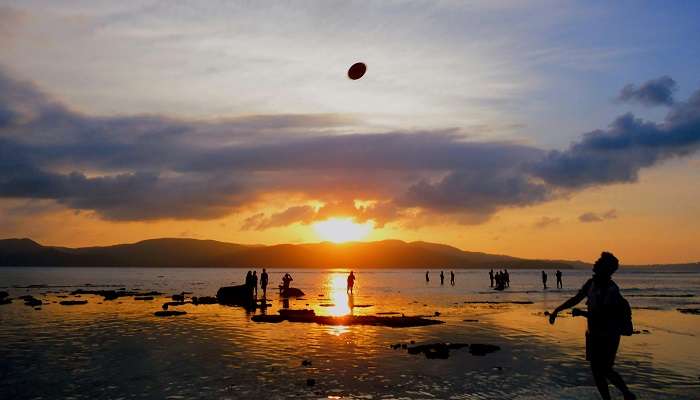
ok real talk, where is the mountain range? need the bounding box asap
[0,238,696,269]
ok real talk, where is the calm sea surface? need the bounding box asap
[1,267,699,399]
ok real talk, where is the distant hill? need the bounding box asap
[0,237,575,269]
[0,237,692,269]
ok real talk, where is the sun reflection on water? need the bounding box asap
[325,272,352,317]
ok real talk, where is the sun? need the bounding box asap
[313,217,373,243]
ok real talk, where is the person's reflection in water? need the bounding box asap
[260,268,269,298]
[549,252,637,400]
[282,297,289,309]
[347,292,354,315]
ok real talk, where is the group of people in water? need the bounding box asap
[244,269,269,298]
[425,270,456,285]
[488,269,510,290]
[541,269,564,289]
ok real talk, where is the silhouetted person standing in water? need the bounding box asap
[556,269,563,289]
[347,271,356,294]
[440,271,445,285]
[504,269,510,288]
[549,252,636,400]
[489,269,494,287]
[245,271,252,287]
[260,268,269,298]
[282,273,293,291]
[541,270,548,289]
[426,271,430,283]
[450,271,455,285]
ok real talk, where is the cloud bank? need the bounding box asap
[1,70,699,228]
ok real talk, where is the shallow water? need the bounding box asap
[1,267,699,399]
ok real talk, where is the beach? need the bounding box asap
[1,267,699,399]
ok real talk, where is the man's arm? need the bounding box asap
[549,285,588,324]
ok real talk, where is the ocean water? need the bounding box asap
[1,267,699,399]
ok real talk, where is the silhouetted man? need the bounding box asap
[549,252,636,400]
[425,271,430,283]
[440,271,444,285]
[282,273,293,291]
[489,269,494,287]
[450,271,455,285]
[504,269,510,288]
[556,270,563,289]
[347,271,356,294]
[541,270,548,289]
[260,268,269,298]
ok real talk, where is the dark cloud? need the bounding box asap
[531,89,700,188]
[617,76,677,106]
[578,209,617,223]
[1,68,699,227]
[242,200,402,230]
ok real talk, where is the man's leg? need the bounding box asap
[591,363,612,400]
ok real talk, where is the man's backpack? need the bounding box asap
[619,296,634,336]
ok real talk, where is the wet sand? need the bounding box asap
[1,267,699,399]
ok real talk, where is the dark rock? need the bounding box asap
[464,301,533,305]
[0,298,11,305]
[154,310,187,317]
[390,343,401,350]
[251,315,285,323]
[172,293,185,302]
[407,343,468,359]
[405,342,495,359]
[71,289,162,301]
[217,285,254,307]
[60,300,88,306]
[463,319,479,322]
[469,343,501,356]
[281,288,305,298]
[253,309,444,328]
[306,378,315,387]
[192,296,218,305]
[21,296,42,307]
[0,291,8,299]
[34,307,41,310]
[301,360,312,366]
[434,311,441,317]
[678,308,700,315]
[134,296,154,301]
[162,301,188,310]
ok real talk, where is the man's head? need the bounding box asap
[593,251,619,277]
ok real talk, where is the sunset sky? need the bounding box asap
[1,1,699,264]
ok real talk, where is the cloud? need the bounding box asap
[578,209,617,223]
[533,216,560,228]
[1,68,699,228]
[617,76,677,106]
[531,89,700,188]
[242,200,402,230]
